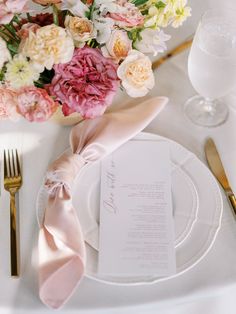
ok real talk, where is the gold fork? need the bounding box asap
[3,150,22,277]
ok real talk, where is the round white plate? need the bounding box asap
[36,132,223,285]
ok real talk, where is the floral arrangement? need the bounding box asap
[0,0,191,122]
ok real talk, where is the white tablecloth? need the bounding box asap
[0,0,236,313]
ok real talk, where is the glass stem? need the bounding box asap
[203,97,215,113]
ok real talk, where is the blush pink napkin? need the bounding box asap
[38,97,168,309]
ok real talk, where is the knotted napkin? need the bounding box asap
[38,97,168,309]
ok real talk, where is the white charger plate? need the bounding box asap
[36,132,223,285]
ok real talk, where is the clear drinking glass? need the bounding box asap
[184,8,236,127]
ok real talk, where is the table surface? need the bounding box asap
[1,0,236,313]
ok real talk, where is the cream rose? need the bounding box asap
[117,50,155,97]
[0,37,11,70]
[65,15,96,48]
[20,24,74,71]
[102,29,132,62]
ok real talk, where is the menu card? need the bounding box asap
[98,140,176,277]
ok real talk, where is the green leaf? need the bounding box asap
[86,1,96,20]
[12,15,21,25]
[88,38,99,48]
[39,68,55,84]
[128,28,143,43]
[137,32,142,41]
[133,0,149,7]
[52,4,59,26]
[7,43,18,56]
[26,13,32,22]
[85,11,90,19]
[34,81,44,88]
[141,9,149,15]
[155,1,166,9]
[127,31,133,41]
[0,67,5,81]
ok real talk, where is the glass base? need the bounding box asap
[184,95,228,127]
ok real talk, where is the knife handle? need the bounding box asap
[228,193,236,217]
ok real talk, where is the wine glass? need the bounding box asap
[184,8,236,127]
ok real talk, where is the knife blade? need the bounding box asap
[205,138,236,217]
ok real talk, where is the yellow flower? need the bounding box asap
[156,11,173,27]
[145,2,173,28]
[144,0,191,28]
[20,25,74,71]
[117,50,154,97]
[5,54,40,89]
[64,16,96,48]
[172,0,191,28]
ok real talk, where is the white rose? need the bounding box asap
[101,29,132,62]
[0,37,11,70]
[65,16,96,48]
[135,29,171,56]
[20,25,74,71]
[117,50,155,97]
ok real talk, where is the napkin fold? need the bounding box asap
[38,97,168,309]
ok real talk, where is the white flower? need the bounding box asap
[61,0,89,17]
[20,25,74,71]
[92,0,131,44]
[65,16,96,48]
[0,37,11,71]
[98,0,127,14]
[135,29,171,56]
[5,54,40,89]
[117,50,155,97]
[172,0,191,28]
[92,10,114,44]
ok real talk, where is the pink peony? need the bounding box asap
[0,86,19,121]
[48,47,120,119]
[109,0,144,28]
[0,0,28,24]
[17,87,58,122]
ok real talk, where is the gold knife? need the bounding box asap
[205,138,236,216]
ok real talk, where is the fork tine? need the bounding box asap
[8,150,13,178]
[15,150,21,177]
[3,150,8,178]
[11,150,16,177]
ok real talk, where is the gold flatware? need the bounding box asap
[205,138,236,216]
[152,37,193,70]
[3,149,22,277]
